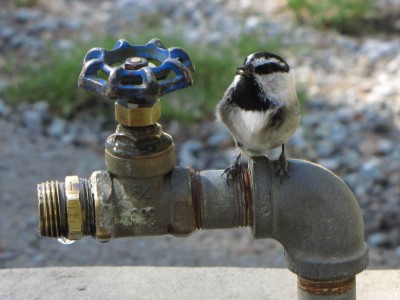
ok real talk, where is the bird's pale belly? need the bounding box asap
[232,109,300,154]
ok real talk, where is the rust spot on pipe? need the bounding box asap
[238,168,252,227]
[298,276,355,295]
[189,167,203,229]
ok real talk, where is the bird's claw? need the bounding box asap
[276,164,290,185]
[276,146,290,185]
[222,153,242,185]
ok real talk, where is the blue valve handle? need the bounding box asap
[78,39,195,100]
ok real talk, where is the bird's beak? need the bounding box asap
[236,66,252,77]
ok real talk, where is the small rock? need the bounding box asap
[0,26,16,39]
[207,130,231,147]
[386,53,400,73]
[33,253,45,263]
[0,99,11,118]
[362,108,393,133]
[0,250,17,261]
[341,150,360,170]
[179,140,203,167]
[317,158,340,170]
[24,36,43,51]
[74,130,99,147]
[307,99,329,110]
[336,108,355,124]
[359,39,399,60]
[289,127,306,149]
[165,121,181,138]
[368,232,391,247]
[245,16,261,33]
[61,123,80,145]
[47,118,67,138]
[10,34,27,48]
[359,138,394,156]
[21,102,51,134]
[377,139,394,155]
[360,158,383,180]
[209,150,234,169]
[301,113,321,128]
[14,8,41,23]
[314,123,332,139]
[36,18,59,32]
[55,39,74,51]
[60,132,78,145]
[342,173,359,188]
[359,140,378,155]
[33,101,51,119]
[315,141,335,157]
[330,124,347,144]
[61,19,82,30]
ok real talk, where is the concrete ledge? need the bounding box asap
[1,267,399,299]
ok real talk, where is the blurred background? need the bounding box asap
[0,0,399,269]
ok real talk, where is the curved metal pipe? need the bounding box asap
[248,156,368,281]
[179,155,369,289]
[37,156,368,298]
[248,156,368,299]
[190,156,369,282]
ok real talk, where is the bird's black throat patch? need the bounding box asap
[228,76,274,111]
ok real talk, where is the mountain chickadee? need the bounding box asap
[216,52,300,183]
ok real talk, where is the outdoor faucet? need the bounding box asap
[37,39,368,299]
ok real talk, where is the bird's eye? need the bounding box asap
[254,63,289,74]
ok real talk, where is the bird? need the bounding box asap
[216,52,300,184]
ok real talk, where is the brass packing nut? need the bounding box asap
[115,99,161,127]
[65,176,83,240]
[105,143,176,178]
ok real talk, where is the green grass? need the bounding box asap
[2,31,293,122]
[287,0,375,35]
[15,0,38,7]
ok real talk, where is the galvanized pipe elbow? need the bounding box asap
[249,156,369,281]
[37,154,368,294]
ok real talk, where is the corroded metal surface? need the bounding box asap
[105,123,176,178]
[298,276,356,296]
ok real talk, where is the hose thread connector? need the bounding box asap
[37,177,95,240]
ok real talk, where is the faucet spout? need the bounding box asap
[249,156,368,280]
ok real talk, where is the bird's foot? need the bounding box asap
[222,153,243,184]
[276,145,290,185]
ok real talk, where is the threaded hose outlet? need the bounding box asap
[37,176,96,241]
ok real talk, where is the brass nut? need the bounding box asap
[65,176,83,240]
[105,143,176,178]
[115,99,161,127]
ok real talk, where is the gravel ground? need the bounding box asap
[1,0,400,269]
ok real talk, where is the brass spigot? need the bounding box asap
[38,38,195,241]
[78,38,194,177]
